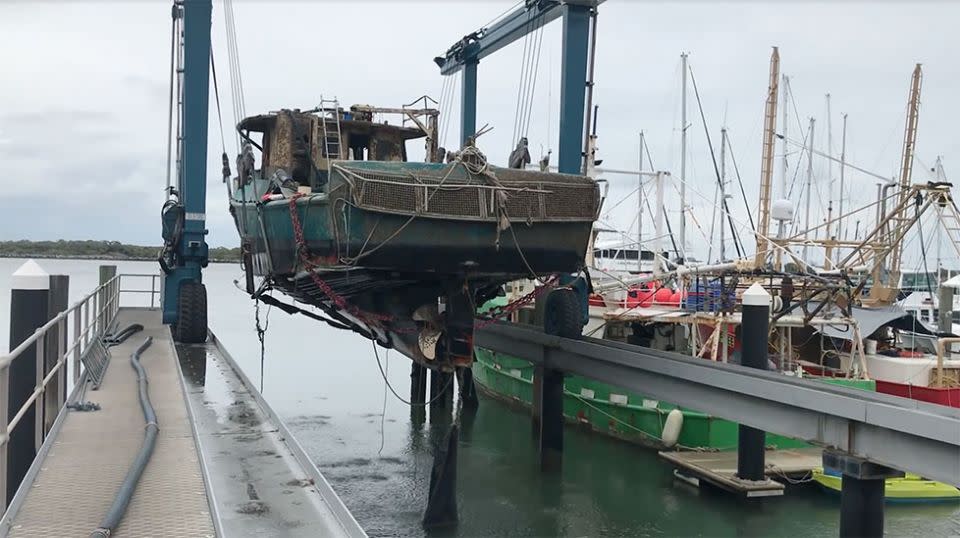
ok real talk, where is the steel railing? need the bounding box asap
[0,272,162,509]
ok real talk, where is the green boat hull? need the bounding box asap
[472,347,876,450]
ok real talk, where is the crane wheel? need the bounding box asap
[543,288,582,339]
[175,281,208,343]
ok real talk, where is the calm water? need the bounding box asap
[1,258,958,537]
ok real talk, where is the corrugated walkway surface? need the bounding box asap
[5,309,214,537]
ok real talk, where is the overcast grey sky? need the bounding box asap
[2,1,957,266]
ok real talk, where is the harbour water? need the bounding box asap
[1,258,957,536]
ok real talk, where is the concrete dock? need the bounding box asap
[0,306,364,537]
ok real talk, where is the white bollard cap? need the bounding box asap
[12,259,50,291]
[742,282,770,307]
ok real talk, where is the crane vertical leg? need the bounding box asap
[557,4,591,174]
[460,59,477,146]
[162,0,211,342]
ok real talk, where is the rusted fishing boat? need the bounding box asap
[228,101,601,369]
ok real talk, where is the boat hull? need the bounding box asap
[812,468,960,503]
[472,346,875,450]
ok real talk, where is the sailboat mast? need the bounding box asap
[781,75,790,198]
[720,127,727,262]
[803,117,815,264]
[836,113,847,263]
[826,93,833,205]
[754,46,780,268]
[638,130,645,272]
[679,52,688,261]
[654,171,665,276]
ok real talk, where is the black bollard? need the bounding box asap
[422,423,459,528]
[97,265,117,335]
[7,260,51,504]
[457,366,479,409]
[539,368,564,472]
[737,282,769,481]
[43,275,69,436]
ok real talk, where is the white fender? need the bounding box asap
[661,408,684,448]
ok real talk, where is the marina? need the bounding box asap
[2,0,960,536]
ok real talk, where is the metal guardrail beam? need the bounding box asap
[475,322,960,486]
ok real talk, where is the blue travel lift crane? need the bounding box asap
[423,0,601,529]
[434,0,602,336]
[160,0,212,343]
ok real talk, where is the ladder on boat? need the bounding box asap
[319,96,342,161]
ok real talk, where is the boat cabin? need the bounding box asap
[235,103,439,193]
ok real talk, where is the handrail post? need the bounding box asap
[34,336,44,453]
[55,317,66,421]
[150,275,157,308]
[83,298,90,347]
[0,367,9,511]
[73,306,82,384]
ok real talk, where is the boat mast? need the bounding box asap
[935,155,945,276]
[781,75,790,198]
[754,46,780,268]
[720,127,727,262]
[803,117,815,265]
[638,130,645,272]
[836,113,847,263]
[654,171,665,277]
[826,93,833,206]
[883,64,923,291]
[581,9,599,174]
[679,52,688,262]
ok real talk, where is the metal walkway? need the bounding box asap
[476,322,960,486]
[1,308,364,537]
[3,309,212,537]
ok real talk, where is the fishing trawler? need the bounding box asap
[473,53,960,460]
[228,100,601,370]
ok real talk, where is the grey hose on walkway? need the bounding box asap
[90,337,158,538]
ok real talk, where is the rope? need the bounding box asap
[511,8,535,146]
[209,51,228,156]
[371,340,454,407]
[687,63,746,256]
[254,296,270,392]
[164,7,178,194]
[223,0,246,150]
[521,16,546,140]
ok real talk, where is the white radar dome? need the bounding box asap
[771,199,794,222]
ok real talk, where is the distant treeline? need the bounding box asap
[0,240,241,263]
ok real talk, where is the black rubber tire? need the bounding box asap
[543,288,582,339]
[175,281,208,343]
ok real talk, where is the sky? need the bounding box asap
[1,0,958,268]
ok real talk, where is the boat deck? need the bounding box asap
[659,447,823,497]
[1,308,365,537]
